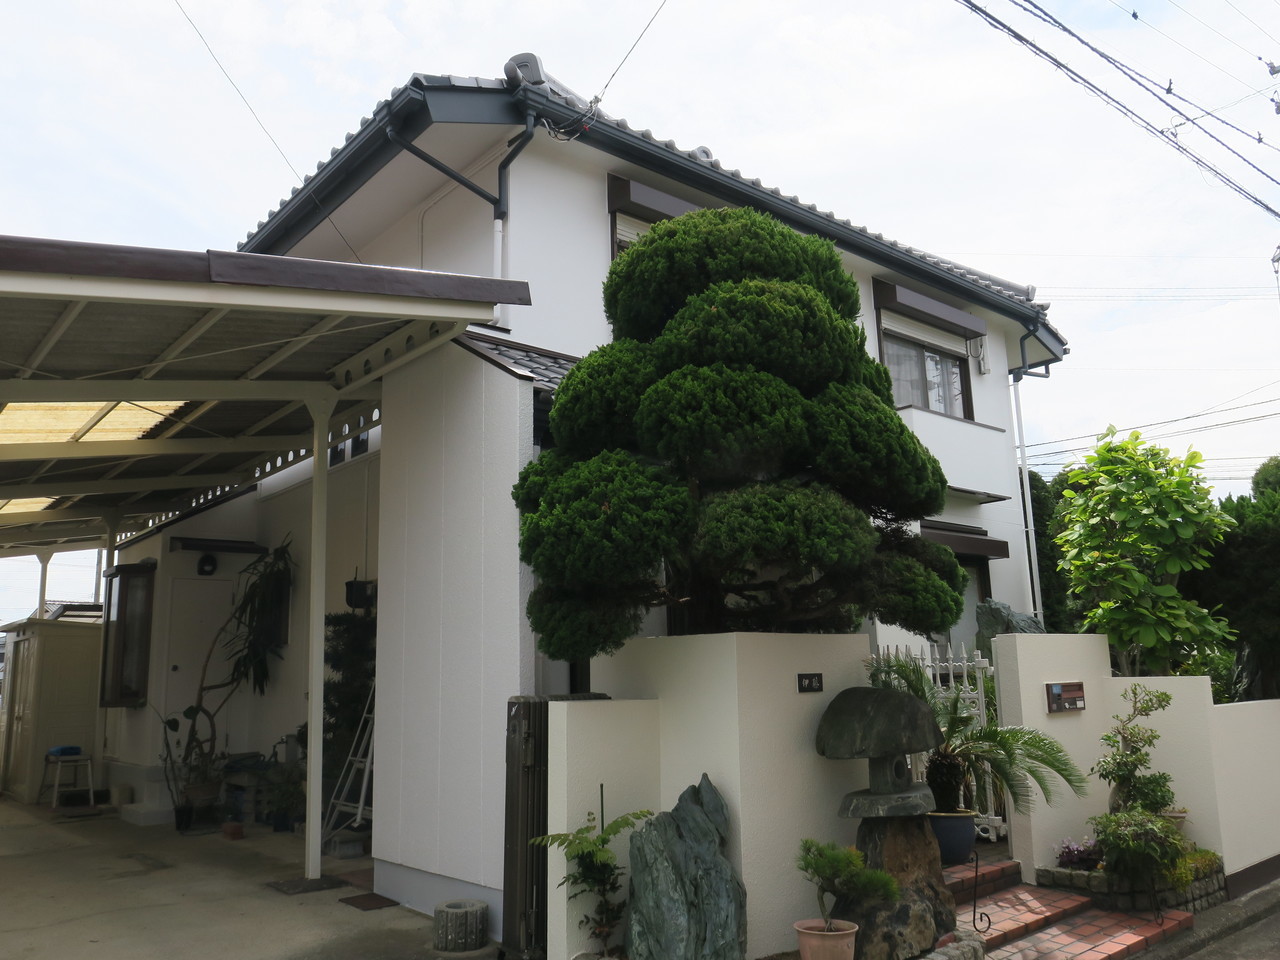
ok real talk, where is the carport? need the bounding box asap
[0,234,529,879]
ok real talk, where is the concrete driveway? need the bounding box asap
[0,799,447,960]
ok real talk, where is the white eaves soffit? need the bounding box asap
[0,236,529,556]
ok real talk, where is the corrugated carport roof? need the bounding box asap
[0,235,529,556]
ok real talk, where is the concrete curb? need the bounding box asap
[1138,878,1280,960]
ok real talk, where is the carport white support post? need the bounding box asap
[34,549,52,617]
[304,397,335,880]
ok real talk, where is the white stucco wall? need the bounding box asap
[102,450,382,822]
[546,699,661,960]
[588,632,871,960]
[374,343,536,926]
[504,142,615,354]
[1209,699,1280,877]
[993,632,1279,885]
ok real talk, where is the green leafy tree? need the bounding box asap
[1182,459,1280,700]
[1252,454,1280,497]
[1054,429,1234,676]
[513,208,965,660]
[1027,469,1073,632]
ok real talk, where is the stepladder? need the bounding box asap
[322,680,374,840]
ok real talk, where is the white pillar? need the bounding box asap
[304,398,335,880]
[34,549,52,618]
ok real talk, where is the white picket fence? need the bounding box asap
[881,643,1007,839]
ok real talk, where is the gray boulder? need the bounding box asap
[626,775,746,960]
[975,599,1044,656]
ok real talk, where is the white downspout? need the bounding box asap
[493,218,506,327]
[304,398,335,880]
[1012,378,1044,621]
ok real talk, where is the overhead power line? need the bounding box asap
[953,0,1280,220]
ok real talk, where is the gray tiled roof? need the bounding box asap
[240,59,1057,336]
[458,332,578,389]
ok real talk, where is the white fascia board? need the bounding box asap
[0,379,378,403]
[0,504,164,525]
[0,271,498,324]
[0,434,311,462]
[0,473,241,499]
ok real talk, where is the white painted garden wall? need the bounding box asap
[993,632,1280,891]
[568,632,871,960]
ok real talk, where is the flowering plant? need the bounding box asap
[1056,836,1103,869]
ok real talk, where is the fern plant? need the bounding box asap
[532,805,653,957]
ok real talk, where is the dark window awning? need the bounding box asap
[920,520,1010,559]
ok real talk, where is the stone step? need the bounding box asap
[943,858,1022,905]
[974,883,1093,948]
[984,906,1194,959]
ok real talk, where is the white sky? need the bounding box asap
[2,0,1279,621]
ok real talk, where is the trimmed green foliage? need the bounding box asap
[549,340,658,456]
[518,450,693,586]
[1054,428,1235,676]
[808,382,947,519]
[604,207,862,342]
[636,364,808,479]
[514,208,962,660]
[658,279,861,396]
[796,839,899,929]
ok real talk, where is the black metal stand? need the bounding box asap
[968,850,991,933]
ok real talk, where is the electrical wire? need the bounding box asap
[545,0,671,142]
[171,0,364,261]
[1222,0,1280,48]
[1011,0,1280,191]
[951,0,1280,220]
[594,0,671,104]
[1023,395,1280,449]
[1104,0,1256,88]
[1160,0,1266,63]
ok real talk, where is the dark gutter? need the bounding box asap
[241,81,522,255]
[515,84,1066,361]
[235,73,1065,364]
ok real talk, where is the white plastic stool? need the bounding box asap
[39,749,96,810]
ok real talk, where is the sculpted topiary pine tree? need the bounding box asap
[513,208,965,661]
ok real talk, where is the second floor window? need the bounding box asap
[884,334,968,418]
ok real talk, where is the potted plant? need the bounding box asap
[262,756,307,832]
[867,653,1089,865]
[156,540,294,830]
[1090,683,1175,814]
[1089,683,1191,897]
[794,839,898,960]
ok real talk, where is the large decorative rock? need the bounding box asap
[816,687,943,792]
[626,775,746,960]
[975,599,1044,655]
[836,816,955,960]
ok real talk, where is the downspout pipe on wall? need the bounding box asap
[388,110,535,325]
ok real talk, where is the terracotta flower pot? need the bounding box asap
[794,919,859,960]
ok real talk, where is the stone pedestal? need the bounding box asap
[835,816,955,960]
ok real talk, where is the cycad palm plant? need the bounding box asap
[867,653,1088,814]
